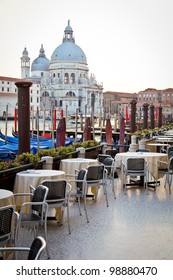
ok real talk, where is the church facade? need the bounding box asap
[21,21,103,119]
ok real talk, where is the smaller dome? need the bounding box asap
[65,20,73,32]
[31,44,50,71]
[22,47,29,57]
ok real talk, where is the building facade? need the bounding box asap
[21,21,103,119]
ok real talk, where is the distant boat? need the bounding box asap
[0,130,79,160]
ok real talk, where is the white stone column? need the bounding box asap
[138,139,147,150]
[76,147,85,158]
[41,156,53,170]
[129,135,138,152]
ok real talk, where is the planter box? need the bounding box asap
[85,145,102,159]
[0,145,101,191]
[0,160,44,192]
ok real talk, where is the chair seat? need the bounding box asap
[0,235,9,243]
[20,213,42,223]
[159,169,173,173]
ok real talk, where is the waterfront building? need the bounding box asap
[21,20,103,118]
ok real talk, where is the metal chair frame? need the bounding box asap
[122,158,148,194]
[158,157,173,194]
[0,236,46,260]
[14,185,49,258]
[41,179,72,234]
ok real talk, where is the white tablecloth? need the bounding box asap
[60,158,98,176]
[115,152,168,180]
[0,189,14,208]
[13,169,65,206]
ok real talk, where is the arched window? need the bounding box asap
[66,91,75,97]
[70,73,75,83]
[42,91,49,97]
[64,73,69,84]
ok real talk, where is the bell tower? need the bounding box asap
[21,47,30,78]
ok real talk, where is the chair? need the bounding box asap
[105,149,118,158]
[122,158,148,194]
[67,168,89,223]
[0,236,46,260]
[97,154,111,164]
[167,146,173,158]
[103,157,117,199]
[14,185,50,258]
[136,149,150,152]
[41,179,72,234]
[158,157,173,194]
[86,164,109,207]
[0,205,16,248]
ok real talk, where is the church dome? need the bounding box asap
[22,47,29,57]
[31,45,50,71]
[51,21,87,64]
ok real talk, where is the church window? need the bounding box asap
[66,91,75,97]
[70,73,75,83]
[37,97,39,103]
[64,73,69,84]
[58,73,60,77]
[42,91,49,97]
[2,87,4,91]
[7,88,9,92]
[60,100,63,106]
[41,72,44,77]
[31,97,33,102]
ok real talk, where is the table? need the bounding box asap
[0,189,14,207]
[156,138,173,144]
[13,169,65,207]
[60,158,99,195]
[60,158,98,178]
[115,152,168,187]
[147,143,170,153]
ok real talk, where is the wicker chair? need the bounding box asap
[14,185,49,258]
[67,168,89,223]
[0,205,16,248]
[0,236,46,260]
[122,158,148,194]
[41,179,72,234]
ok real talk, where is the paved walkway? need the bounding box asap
[17,176,173,260]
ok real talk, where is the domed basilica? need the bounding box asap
[21,21,103,117]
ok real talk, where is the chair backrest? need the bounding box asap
[127,158,145,171]
[168,146,173,158]
[41,180,67,204]
[31,185,49,214]
[136,149,150,152]
[76,169,88,190]
[28,236,46,260]
[169,157,173,171]
[103,157,114,175]
[97,154,111,163]
[0,205,14,244]
[105,149,118,157]
[87,164,105,181]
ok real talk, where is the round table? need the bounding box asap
[13,169,65,207]
[60,158,98,177]
[116,152,168,181]
[0,189,14,207]
[60,158,99,192]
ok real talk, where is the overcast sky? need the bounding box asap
[0,0,173,93]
